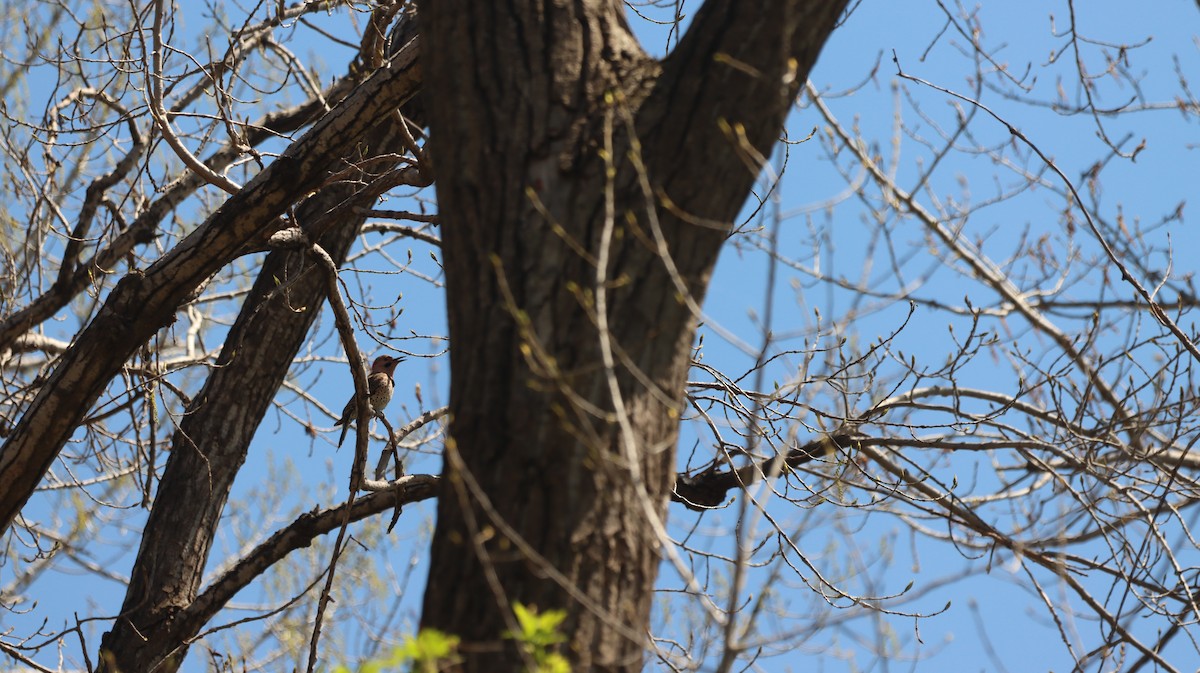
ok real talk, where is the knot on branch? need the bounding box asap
[671,429,864,512]
[267,227,310,249]
[102,268,147,324]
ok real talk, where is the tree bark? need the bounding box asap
[95,173,384,673]
[0,36,421,537]
[93,25,427,672]
[417,0,847,669]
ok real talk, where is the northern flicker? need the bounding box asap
[335,354,402,448]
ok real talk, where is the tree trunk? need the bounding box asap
[417,0,847,669]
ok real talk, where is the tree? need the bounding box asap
[416,1,847,669]
[3,1,1200,672]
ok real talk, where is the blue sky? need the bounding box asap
[4,1,1200,671]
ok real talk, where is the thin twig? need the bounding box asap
[892,51,1200,364]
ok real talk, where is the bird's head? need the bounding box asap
[369,354,403,375]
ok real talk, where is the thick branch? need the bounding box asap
[0,40,421,536]
[671,429,858,510]
[94,26,426,673]
[639,0,849,229]
[184,476,439,642]
[0,76,359,354]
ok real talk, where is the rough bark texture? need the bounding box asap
[95,185,374,673]
[92,20,426,670]
[0,78,356,354]
[417,0,847,669]
[0,41,421,535]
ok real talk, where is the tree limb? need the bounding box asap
[671,429,859,510]
[0,40,421,536]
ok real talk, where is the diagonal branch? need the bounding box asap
[0,76,360,353]
[892,53,1200,364]
[671,429,858,510]
[182,476,439,645]
[639,0,850,233]
[0,39,422,536]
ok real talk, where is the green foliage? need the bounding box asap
[505,603,571,673]
[396,629,462,672]
[332,629,460,673]
[332,605,569,673]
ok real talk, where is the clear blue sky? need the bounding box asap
[5,1,1200,671]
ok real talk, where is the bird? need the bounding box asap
[335,354,402,448]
